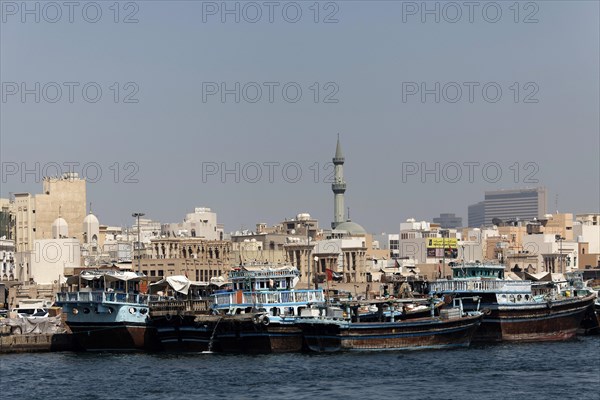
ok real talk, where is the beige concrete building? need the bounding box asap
[505,251,542,272]
[138,237,232,280]
[230,213,321,253]
[33,173,86,241]
[228,213,322,283]
[284,233,378,285]
[9,173,86,283]
[578,242,600,269]
[13,193,36,253]
[310,237,367,284]
[12,173,86,252]
[498,225,528,252]
[285,240,316,285]
[542,213,574,241]
[231,239,287,266]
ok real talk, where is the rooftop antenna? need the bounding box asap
[89,202,93,214]
[555,194,559,214]
[347,207,350,221]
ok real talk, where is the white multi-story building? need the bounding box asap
[388,234,399,259]
[162,207,223,241]
[574,214,600,254]
[30,238,80,284]
[522,233,578,274]
[0,238,16,281]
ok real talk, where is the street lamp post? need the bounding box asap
[132,212,145,273]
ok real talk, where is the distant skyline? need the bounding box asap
[2,1,599,234]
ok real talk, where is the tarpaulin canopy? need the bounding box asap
[66,271,145,285]
[505,272,523,281]
[0,316,66,335]
[148,275,208,295]
[523,271,552,282]
[209,276,230,287]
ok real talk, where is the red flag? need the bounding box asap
[326,268,333,281]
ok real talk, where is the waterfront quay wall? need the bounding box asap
[0,333,76,354]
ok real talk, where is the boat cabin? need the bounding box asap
[213,264,324,316]
[430,263,534,300]
[229,265,300,292]
[451,263,505,280]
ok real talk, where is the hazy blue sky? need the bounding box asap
[1,0,599,234]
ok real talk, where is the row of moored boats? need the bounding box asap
[54,263,600,353]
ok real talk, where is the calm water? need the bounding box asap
[1,337,599,400]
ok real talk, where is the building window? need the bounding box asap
[150,270,156,277]
[158,270,164,277]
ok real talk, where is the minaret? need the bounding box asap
[331,135,346,229]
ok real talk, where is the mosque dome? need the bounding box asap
[52,217,69,239]
[83,213,99,226]
[335,220,367,236]
[83,212,100,244]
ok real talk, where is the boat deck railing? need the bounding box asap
[429,280,532,294]
[213,289,324,308]
[56,291,149,305]
[229,269,298,280]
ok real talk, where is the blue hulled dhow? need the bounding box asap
[209,264,326,353]
[55,270,157,351]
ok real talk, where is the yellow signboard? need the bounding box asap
[426,238,458,249]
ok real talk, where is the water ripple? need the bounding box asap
[1,337,598,400]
